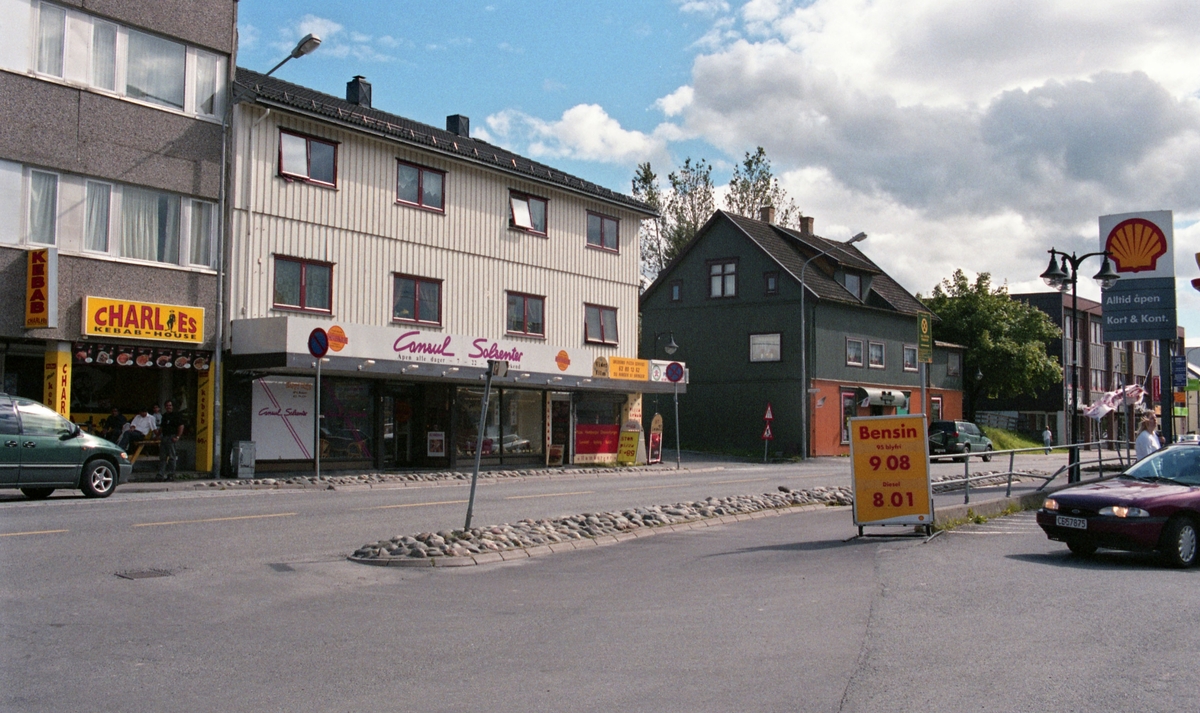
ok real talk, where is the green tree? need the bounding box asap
[664,157,714,262]
[920,270,1062,421]
[631,161,665,287]
[724,147,803,228]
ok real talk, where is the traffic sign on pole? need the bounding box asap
[764,402,774,421]
[665,362,684,383]
[762,423,773,441]
[308,328,329,359]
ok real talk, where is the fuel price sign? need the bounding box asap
[849,414,932,528]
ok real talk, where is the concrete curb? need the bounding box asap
[347,502,834,568]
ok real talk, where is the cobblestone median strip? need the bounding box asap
[347,486,854,568]
[195,465,665,489]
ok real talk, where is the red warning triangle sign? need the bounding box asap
[764,403,774,421]
[762,423,774,440]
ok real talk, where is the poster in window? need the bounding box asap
[251,377,314,460]
[427,431,446,457]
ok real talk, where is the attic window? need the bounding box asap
[845,273,862,300]
[510,192,547,235]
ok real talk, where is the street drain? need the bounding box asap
[268,563,295,572]
[115,569,173,580]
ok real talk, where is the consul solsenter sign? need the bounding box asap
[1099,210,1177,342]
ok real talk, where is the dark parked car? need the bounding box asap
[928,420,993,461]
[0,394,131,499]
[1036,444,1200,567]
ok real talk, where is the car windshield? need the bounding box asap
[1123,447,1200,486]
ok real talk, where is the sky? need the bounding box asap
[236,0,1200,349]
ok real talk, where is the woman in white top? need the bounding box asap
[1134,415,1161,461]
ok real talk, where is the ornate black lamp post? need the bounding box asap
[1040,249,1120,481]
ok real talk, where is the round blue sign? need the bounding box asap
[665,362,684,383]
[308,328,329,359]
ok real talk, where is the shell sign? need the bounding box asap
[1100,211,1174,279]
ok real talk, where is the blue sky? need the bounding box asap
[237,1,1200,348]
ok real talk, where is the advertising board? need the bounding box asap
[849,414,933,528]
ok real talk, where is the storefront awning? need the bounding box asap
[854,387,910,408]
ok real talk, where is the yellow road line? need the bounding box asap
[133,512,297,527]
[712,477,769,485]
[504,490,593,500]
[0,529,69,537]
[354,499,468,511]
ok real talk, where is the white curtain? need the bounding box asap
[189,200,212,266]
[194,52,218,116]
[29,171,58,245]
[126,29,185,109]
[91,21,117,91]
[36,4,65,77]
[85,182,110,252]
[122,187,179,263]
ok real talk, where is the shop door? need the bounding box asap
[382,395,415,467]
[548,396,571,466]
[0,397,19,486]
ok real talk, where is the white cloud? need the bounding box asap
[678,0,732,15]
[483,105,679,166]
[656,86,694,117]
[274,14,395,64]
[239,23,260,50]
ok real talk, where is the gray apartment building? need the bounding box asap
[0,0,236,472]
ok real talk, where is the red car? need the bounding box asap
[1036,444,1200,567]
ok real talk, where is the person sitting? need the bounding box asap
[117,407,157,452]
[101,407,127,444]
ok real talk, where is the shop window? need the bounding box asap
[584,304,618,345]
[500,389,544,456]
[750,333,781,362]
[586,212,619,251]
[319,378,375,461]
[280,130,337,186]
[393,275,442,325]
[846,338,864,367]
[36,3,225,118]
[903,345,918,372]
[274,257,332,313]
[869,342,885,369]
[510,192,547,235]
[506,292,544,337]
[396,160,445,211]
[28,170,58,245]
[709,260,737,298]
[841,390,857,444]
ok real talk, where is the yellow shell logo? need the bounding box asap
[1105,218,1167,273]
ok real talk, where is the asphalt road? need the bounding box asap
[4,452,1192,712]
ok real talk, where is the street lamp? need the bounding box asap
[652,331,681,469]
[1039,248,1120,481]
[265,33,323,76]
[800,232,866,459]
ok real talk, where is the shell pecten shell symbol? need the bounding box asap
[1105,218,1167,273]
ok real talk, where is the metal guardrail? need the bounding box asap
[934,441,1134,505]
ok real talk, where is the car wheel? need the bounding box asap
[1066,539,1097,557]
[957,444,971,463]
[80,459,117,498]
[19,487,54,500]
[1160,517,1198,568]
[982,445,993,463]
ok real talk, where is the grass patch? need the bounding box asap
[980,426,1070,453]
[933,502,1029,532]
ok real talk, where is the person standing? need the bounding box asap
[1042,426,1052,455]
[158,400,185,481]
[1134,415,1161,461]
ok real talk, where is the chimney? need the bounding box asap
[759,205,776,224]
[446,114,470,137]
[346,76,371,108]
[799,216,814,235]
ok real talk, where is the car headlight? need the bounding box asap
[1099,506,1150,518]
[1043,498,1059,511]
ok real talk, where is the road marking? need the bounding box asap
[712,477,769,485]
[354,499,468,511]
[618,483,694,492]
[133,512,297,527]
[504,490,594,500]
[0,529,68,537]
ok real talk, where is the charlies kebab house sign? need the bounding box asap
[83,297,205,344]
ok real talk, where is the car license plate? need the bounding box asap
[1056,515,1087,530]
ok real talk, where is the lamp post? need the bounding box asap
[653,331,680,470]
[265,33,322,76]
[1040,248,1120,481]
[800,232,866,459]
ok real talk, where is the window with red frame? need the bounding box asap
[584,304,618,345]
[393,274,442,325]
[586,212,619,251]
[273,257,331,312]
[279,130,337,185]
[396,160,445,211]
[507,292,544,336]
[509,192,547,234]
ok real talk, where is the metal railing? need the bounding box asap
[934,440,1133,505]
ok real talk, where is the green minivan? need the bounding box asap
[0,394,132,499]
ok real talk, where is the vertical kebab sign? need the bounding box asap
[850,414,932,528]
[25,247,57,329]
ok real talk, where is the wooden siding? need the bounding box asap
[229,105,643,358]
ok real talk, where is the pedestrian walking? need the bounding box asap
[1042,427,1052,455]
[158,400,185,481]
[1134,415,1161,461]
